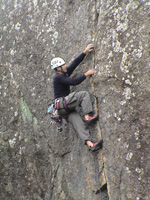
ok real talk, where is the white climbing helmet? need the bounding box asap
[51,57,65,69]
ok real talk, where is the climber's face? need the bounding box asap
[61,64,67,72]
[56,64,67,73]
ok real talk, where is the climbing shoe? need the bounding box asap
[89,140,103,152]
[84,115,99,125]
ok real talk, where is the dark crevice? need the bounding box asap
[95,183,109,199]
[90,1,109,200]
[101,183,108,192]
[61,151,71,157]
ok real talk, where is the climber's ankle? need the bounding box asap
[84,114,89,121]
[86,140,93,147]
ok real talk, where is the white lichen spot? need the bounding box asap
[123,87,132,100]
[2,5,5,10]
[52,31,59,45]
[14,0,19,8]
[124,143,129,149]
[19,135,22,141]
[3,26,7,31]
[117,117,121,121]
[136,142,141,149]
[106,113,111,119]
[120,100,126,105]
[126,152,133,161]
[141,157,144,161]
[131,75,134,79]
[133,81,139,86]
[134,130,139,140]
[14,111,18,117]
[113,6,129,33]
[108,51,113,58]
[136,197,140,200]
[47,27,53,33]
[119,110,122,115]
[116,19,128,32]
[132,41,143,58]
[31,93,36,97]
[132,93,135,97]
[114,113,117,118]
[125,79,132,85]
[15,132,18,137]
[132,49,142,58]
[10,49,16,56]
[113,40,121,52]
[120,52,129,73]
[126,1,139,12]
[33,0,38,7]
[9,138,17,148]
[126,167,131,174]
[53,31,58,39]
[15,22,21,31]
[42,2,48,7]
[103,99,106,103]
[52,0,59,6]
[145,2,150,6]
[19,146,25,155]
[121,65,129,74]
[10,72,14,78]
[27,7,31,13]
[135,167,144,180]
[114,111,122,121]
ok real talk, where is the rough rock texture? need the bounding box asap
[0,0,150,200]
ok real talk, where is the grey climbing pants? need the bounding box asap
[57,91,93,143]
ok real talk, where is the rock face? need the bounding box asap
[0,0,150,200]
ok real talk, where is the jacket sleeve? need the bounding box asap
[59,74,86,86]
[67,52,86,76]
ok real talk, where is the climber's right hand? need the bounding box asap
[84,69,94,77]
[83,44,94,54]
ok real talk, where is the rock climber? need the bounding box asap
[51,44,103,152]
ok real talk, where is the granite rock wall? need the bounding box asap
[0,0,150,200]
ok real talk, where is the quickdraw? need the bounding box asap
[47,102,62,124]
[98,163,104,175]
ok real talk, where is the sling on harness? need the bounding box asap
[47,102,62,123]
[47,102,63,132]
[62,97,72,113]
